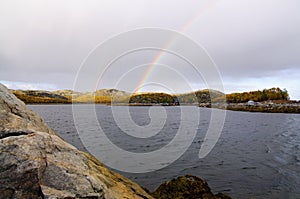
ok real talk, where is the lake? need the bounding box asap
[29,104,300,199]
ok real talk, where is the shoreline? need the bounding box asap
[225,103,300,113]
[27,102,300,114]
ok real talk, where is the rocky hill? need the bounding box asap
[176,89,225,104]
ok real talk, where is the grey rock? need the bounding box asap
[0,84,56,136]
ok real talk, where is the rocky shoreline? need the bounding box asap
[199,101,300,113]
[226,102,300,113]
[0,83,231,199]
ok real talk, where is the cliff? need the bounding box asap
[0,83,153,199]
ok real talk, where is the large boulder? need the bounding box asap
[151,175,231,199]
[0,83,153,199]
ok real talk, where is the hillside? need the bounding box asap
[10,89,131,104]
[176,89,225,104]
[12,90,71,104]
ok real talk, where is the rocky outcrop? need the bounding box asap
[0,83,153,199]
[151,175,231,199]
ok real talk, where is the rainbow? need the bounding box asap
[135,0,221,93]
[134,50,166,93]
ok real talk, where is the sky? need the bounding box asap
[0,0,299,99]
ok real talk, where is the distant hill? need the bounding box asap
[51,90,80,97]
[10,89,131,104]
[12,90,71,104]
[10,87,291,105]
[176,89,225,104]
[225,87,289,103]
[129,93,179,105]
[95,89,130,97]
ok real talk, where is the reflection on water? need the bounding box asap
[29,105,300,199]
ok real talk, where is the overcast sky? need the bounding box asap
[0,0,299,99]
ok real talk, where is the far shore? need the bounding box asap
[27,101,300,114]
[13,87,299,113]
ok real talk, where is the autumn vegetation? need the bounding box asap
[13,90,71,104]
[223,87,289,103]
[129,93,179,105]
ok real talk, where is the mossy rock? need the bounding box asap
[151,175,231,199]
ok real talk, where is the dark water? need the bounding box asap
[29,104,300,199]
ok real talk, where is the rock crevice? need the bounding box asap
[0,130,34,139]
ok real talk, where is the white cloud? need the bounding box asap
[0,80,58,91]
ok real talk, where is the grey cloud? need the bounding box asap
[187,0,300,78]
[0,0,299,98]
